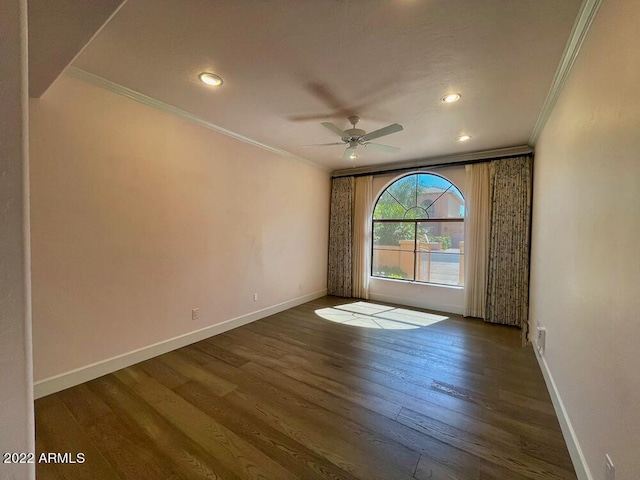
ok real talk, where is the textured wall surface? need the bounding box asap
[29,75,330,382]
[0,0,35,478]
[529,0,640,477]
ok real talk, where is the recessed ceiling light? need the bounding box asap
[441,93,461,103]
[199,72,223,87]
[456,134,472,142]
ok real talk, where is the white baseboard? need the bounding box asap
[533,345,592,480]
[368,292,464,316]
[34,289,327,399]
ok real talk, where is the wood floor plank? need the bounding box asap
[248,319,554,428]
[56,383,113,429]
[174,380,362,480]
[35,432,65,480]
[239,361,534,480]
[268,349,562,447]
[250,316,549,403]
[499,389,557,415]
[414,454,480,480]
[248,322,499,398]
[398,407,576,480]
[55,387,179,479]
[35,296,577,480]
[85,412,181,480]
[289,344,560,441]
[158,350,237,396]
[88,374,243,480]
[190,341,273,371]
[220,329,289,359]
[35,394,123,480]
[223,389,417,480]
[137,356,191,390]
[197,358,420,480]
[242,355,405,419]
[253,355,558,459]
[190,341,249,368]
[114,366,298,479]
[519,436,576,471]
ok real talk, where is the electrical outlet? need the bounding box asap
[605,454,615,480]
[253,293,258,302]
[192,308,199,321]
[536,326,546,355]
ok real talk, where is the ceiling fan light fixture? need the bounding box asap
[441,93,461,103]
[349,152,358,160]
[456,134,472,142]
[199,72,223,87]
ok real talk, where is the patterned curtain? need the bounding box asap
[327,176,354,297]
[485,156,533,342]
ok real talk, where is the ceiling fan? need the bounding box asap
[305,116,403,160]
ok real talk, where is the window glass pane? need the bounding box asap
[372,250,415,281]
[416,221,464,286]
[385,175,417,210]
[373,191,407,219]
[373,221,415,247]
[372,221,415,281]
[417,221,464,252]
[404,206,428,219]
[416,174,464,219]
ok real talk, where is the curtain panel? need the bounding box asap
[485,156,533,342]
[327,176,354,297]
[352,176,373,299]
[463,162,493,318]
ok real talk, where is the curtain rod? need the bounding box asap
[331,149,533,179]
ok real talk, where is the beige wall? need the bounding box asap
[369,165,466,313]
[529,0,640,478]
[29,75,330,382]
[0,0,35,478]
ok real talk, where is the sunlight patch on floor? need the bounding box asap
[315,301,448,330]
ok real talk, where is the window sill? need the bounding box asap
[369,276,464,290]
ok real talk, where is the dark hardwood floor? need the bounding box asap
[35,296,577,479]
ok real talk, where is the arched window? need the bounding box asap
[372,173,465,286]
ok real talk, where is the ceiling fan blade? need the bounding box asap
[302,142,346,147]
[364,142,401,153]
[321,122,348,138]
[342,146,357,161]
[361,123,403,142]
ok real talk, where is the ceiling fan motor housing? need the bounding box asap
[344,128,366,142]
[344,115,365,141]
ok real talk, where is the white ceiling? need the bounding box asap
[62,0,582,171]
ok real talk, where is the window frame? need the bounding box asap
[370,172,465,286]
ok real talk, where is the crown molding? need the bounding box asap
[65,67,330,172]
[529,0,604,145]
[332,145,533,177]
